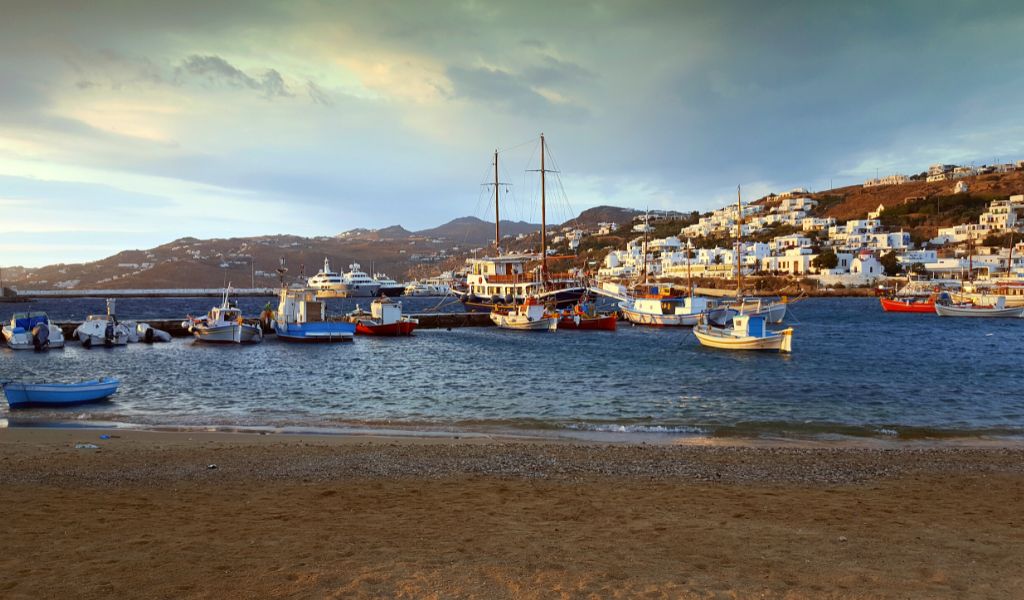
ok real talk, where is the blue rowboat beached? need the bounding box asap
[2,378,120,408]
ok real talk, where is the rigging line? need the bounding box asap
[497,137,541,154]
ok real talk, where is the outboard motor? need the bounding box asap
[104,323,115,346]
[31,323,49,351]
[144,327,154,343]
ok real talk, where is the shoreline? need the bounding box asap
[4,419,1023,448]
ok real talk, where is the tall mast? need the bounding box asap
[686,238,693,295]
[540,133,548,276]
[736,185,743,298]
[494,149,500,252]
[642,211,649,286]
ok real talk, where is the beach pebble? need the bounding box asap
[207,464,218,470]
[75,443,100,450]
[838,536,848,543]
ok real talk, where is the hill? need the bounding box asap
[415,216,540,246]
[810,170,1024,223]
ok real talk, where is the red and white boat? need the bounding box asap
[349,297,418,336]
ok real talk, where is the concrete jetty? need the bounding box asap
[56,312,493,339]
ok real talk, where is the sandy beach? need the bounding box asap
[1,429,1022,599]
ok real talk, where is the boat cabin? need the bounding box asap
[9,312,49,332]
[371,298,403,325]
[277,289,325,324]
[730,314,766,338]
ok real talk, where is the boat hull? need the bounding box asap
[934,304,1024,318]
[3,378,120,408]
[316,283,382,298]
[274,321,355,342]
[732,300,787,324]
[355,321,417,336]
[377,286,405,298]
[489,313,558,331]
[880,297,935,313]
[192,324,264,343]
[693,326,793,353]
[461,288,587,313]
[3,324,65,350]
[558,314,617,331]
[620,304,701,327]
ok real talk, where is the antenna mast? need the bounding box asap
[494,149,500,251]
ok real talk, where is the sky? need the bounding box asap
[2,1,1024,267]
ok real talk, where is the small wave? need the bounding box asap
[875,427,899,437]
[562,423,707,434]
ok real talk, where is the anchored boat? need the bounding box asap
[490,296,558,331]
[934,293,1024,318]
[274,287,355,342]
[349,297,418,336]
[693,314,793,353]
[74,299,132,347]
[184,289,264,344]
[558,295,617,331]
[3,378,120,408]
[3,312,65,350]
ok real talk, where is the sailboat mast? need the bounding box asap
[540,133,547,276]
[494,149,500,252]
[736,185,743,298]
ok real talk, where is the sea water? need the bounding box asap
[2,297,1023,440]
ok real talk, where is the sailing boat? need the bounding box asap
[458,137,587,312]
[489,295,559,331]
[694,185,795,352]
[723,186,788,324]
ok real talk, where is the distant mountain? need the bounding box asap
[569,205,642,228]
[415,216,540,245]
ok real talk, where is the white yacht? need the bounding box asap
[307,258,381,298]
[373,273,405,297]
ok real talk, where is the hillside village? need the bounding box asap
[5,161,1024,292]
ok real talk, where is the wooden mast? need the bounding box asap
[686,238,693,296]
[735,185,743,298]
[540,133,548,277]
[494,149,500,252]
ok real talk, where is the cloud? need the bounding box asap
[177,54,293,98]
[446,65,587,118]
[306,80,333,106]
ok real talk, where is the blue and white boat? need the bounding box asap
[3,312,65,350]
[273,287,355,342]
[2,378,120,408]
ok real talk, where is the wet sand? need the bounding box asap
[1,429,1022,599]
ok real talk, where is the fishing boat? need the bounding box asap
[558,295,617,331]
[2,378,120,408]
[490,296,558,331]
[3,312,65,350]
[74,299,132,347]
[349,297,418,336]
[693,314,793,353]
[373,273,405,297]
[273,287,355,342]
[934,294,1024,318]
[184,289,264,344]
[456,139,587,312]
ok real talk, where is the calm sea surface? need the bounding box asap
[2,296,1023,440]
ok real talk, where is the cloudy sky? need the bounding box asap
[2,1,1023,267]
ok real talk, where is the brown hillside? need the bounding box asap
[812,170,1024,221]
